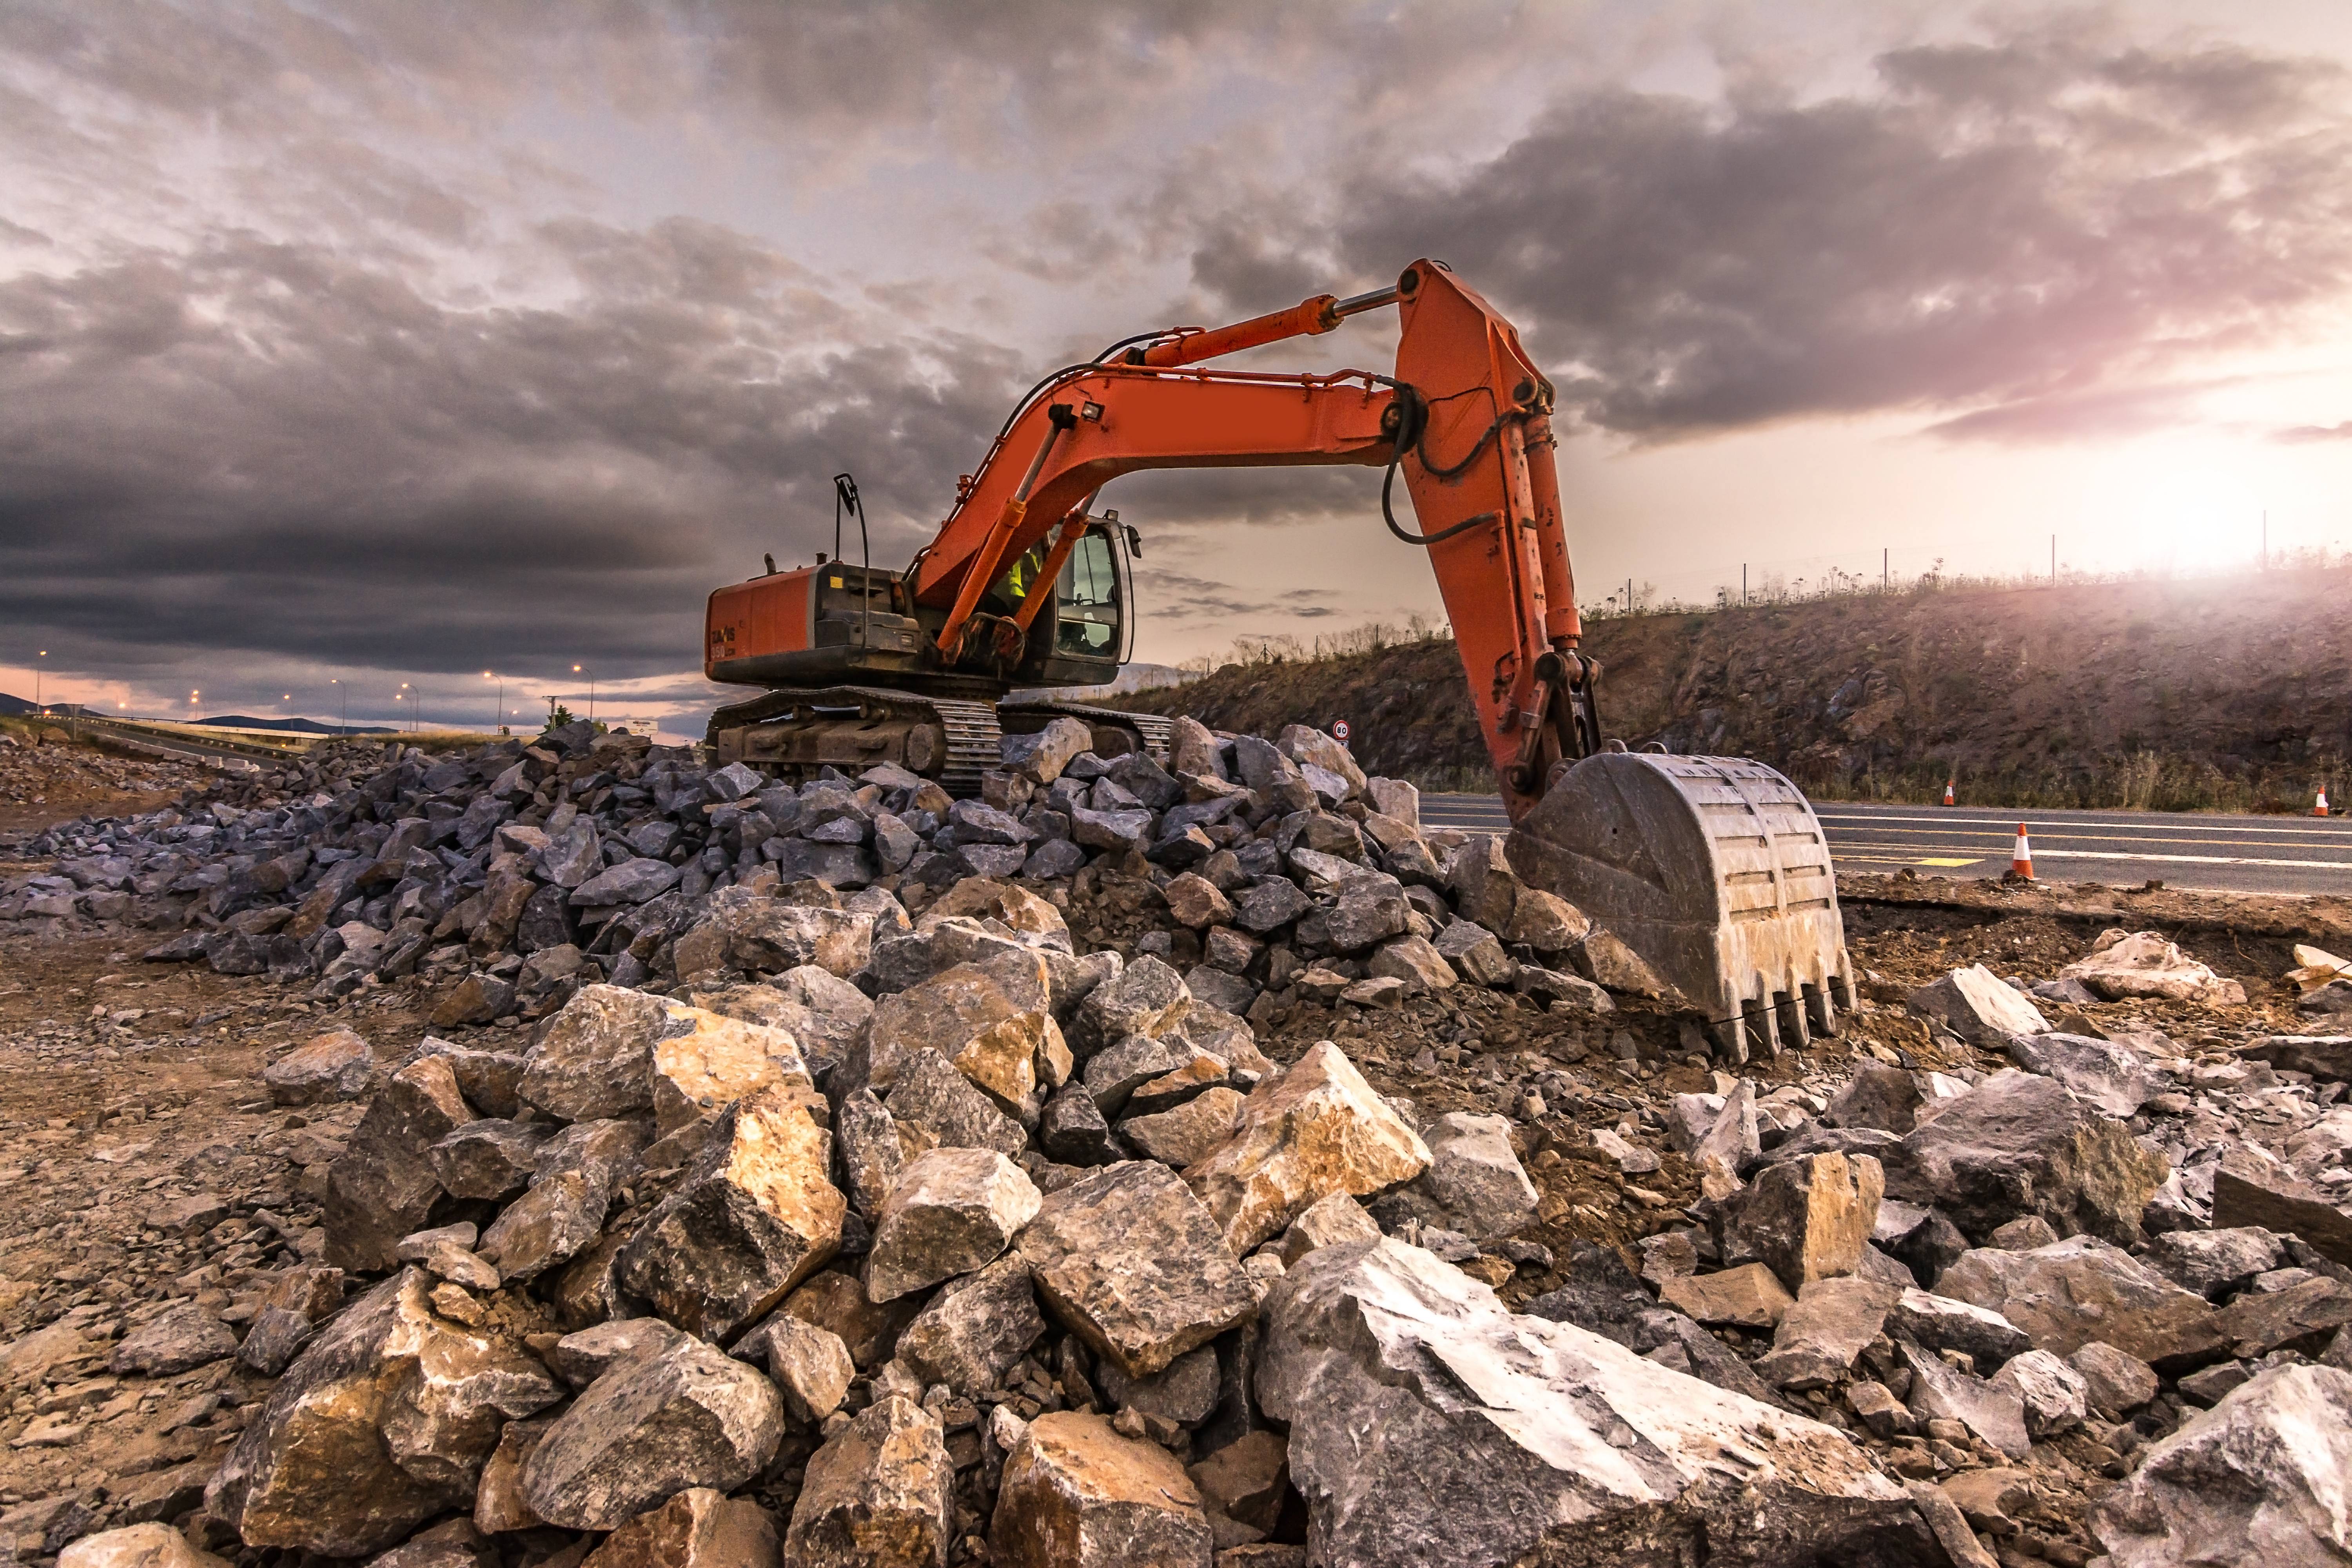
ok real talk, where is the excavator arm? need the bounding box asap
[913,261,1598,819]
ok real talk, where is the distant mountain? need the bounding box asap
[0,693,35,716]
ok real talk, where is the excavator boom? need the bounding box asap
[702,260,1853,1061]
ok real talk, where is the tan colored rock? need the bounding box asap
[649,1003,810,1137]
[784,1270,918,1372]
[582,1487,779,1568]
[1276,1191,1383,1267]
[523,1334,784,1531]
[786,1395,953,1568]
[736,1312,856,1425]
[473,1416,554,1533]
[206,1270,564,1557]
[618,1084,845,1341]
[1504,888,1589,954]
[990,1410,1213,1568]
[866,1147,1043,1302]
[56,1525,227,1568]
[1186,1042,1431,1255]
[1017,1161,1259,1378]
[263,1028,376,1105]
[1720,1152,1884,1291]
[921,878,1071,950]
[1657,1263,1797,1328]
[869,950,1056,1112]
[1365,935,1455,994]
[520,984,673,1122]
[1161,873,1234,929]
[1120,1087,1246,1169]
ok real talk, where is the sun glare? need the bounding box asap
[2110,461,2265,573]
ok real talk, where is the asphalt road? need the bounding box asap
[1418,795,2352,897]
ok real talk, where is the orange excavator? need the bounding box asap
[704,261,1852,1061]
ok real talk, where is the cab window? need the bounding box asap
[1056,531,1120,656]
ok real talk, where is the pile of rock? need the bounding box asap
[0,726,209,813]
[78,949,1995,1568]
[0,718,1658,1045]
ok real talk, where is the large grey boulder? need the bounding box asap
[1936,1237,2218,1365]
[523,1333,783,1531]
[207,1270,564,1556]
[1883,1069,2167,1245]
[1256,1238,1936,1568]
[2149,1226,2289,1299]
[2093,1364,2352,1567]
[893,1254,1047,1400]
[481,1118,648,1282]
[519,984,676,1122]
[2004,1031,2159,1118]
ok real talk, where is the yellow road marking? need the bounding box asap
[1914,857,1982,867]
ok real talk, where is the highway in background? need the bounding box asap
[1418,796,2352,897]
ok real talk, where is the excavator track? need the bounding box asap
[707,685,1003,796]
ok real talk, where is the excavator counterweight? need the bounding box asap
[702,260,1853,1062]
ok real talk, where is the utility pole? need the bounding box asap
[1882,548,1888,590]
[1626,577,1633,617]
[1741,564,1746,605]
[34,650,43,717]
[2051,534,2056,581]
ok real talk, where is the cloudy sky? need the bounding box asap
[7,2,2352,736]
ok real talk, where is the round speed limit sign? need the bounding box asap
[1332,719,1351,744]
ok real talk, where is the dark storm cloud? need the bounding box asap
[0,222,1028,691]
[1315,32,2352,441]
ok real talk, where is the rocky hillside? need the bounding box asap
[1122,568,2352,810]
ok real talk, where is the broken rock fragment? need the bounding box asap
[1907,965,2048,1044]
[1883,1068,2167,1245]
[989,1410,1214,1568]
[1185,1041,1430,1255]
[523,1334,784,1530]
[1935,1237,2217,1363]
[322,1053,476,1273]
[263,1028,377,1105]
[1420,1112,1538,1240]
[519,983,677,1122]
[893,1254,1046,1400]
[865,1146,1042,1302]
[785,1394,953,1568]
[1016,1160,1259,1377]
[207,1269,564,1557]
[2092,1364,2352,1566]
[581,1488,779,1568]
[1719,1151,1883,1291]
[618,1084,845,1341]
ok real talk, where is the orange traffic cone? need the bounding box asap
[2010,824,2034,879]
[2316,788,2330,818]
[1942,779,1956,807]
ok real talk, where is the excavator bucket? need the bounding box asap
[1505,753,1857,1064]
